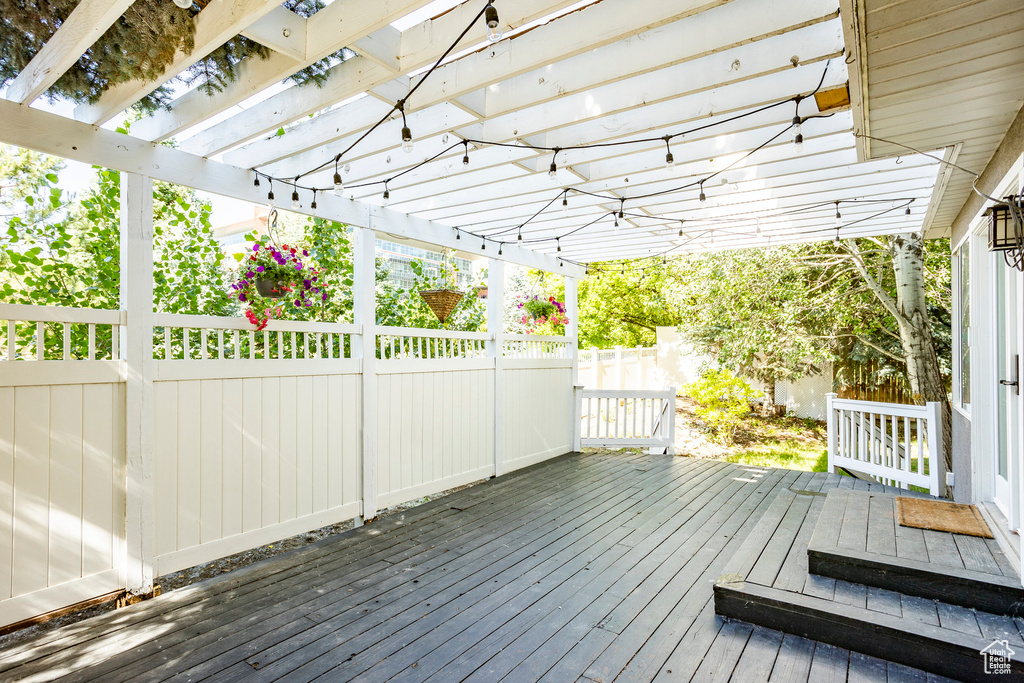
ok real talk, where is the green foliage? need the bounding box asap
[0,0,345,114]
[376,255,486,331]
[514,295,568,335]
[0,145,236,357]
[577,260,680,348]
[685,368,759,445]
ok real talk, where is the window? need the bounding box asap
[956,241,971,410]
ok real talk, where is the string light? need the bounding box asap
[481,238,486,251]
[517,226,523,241]
[699,181,706,204]
[291,184,300,209]
[333,157,343,195]
[498,243,503,255]
[548,149,561,181]
[562,191,569,213]
[267,179,274,202]
[485,1,502,42]
[462,141,470,166]
[557,237,562,252]
[905,206,912,218]
[253,173,260,188]
[834,201,842,228]
[382,182,390,206]
[310,189,318,211]
[664,136,675,168]
[793,96,804,152]
[402,125,414,154]
[455,228,461,240]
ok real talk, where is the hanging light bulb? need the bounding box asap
[485,2,502,42]
[699,181,706,204]
[334,172,344,196]
[548,161,558,180]
[834,201,842,228]
[557,237,562,252]
[455,228,461,240]
[291,187,300,209]
[498,244,503,255]
[382,184,390,206]
[905,206,912,218]
[613,214,620,233]
[267,179,275,203]
[562,192,569,213]
[462,142,470,166]
[253,174,260,188]
[793,117,803,152]
[517,227,523,241]
[310,190,318,211]
[481,239,486,251]
[834,228,841,245]
[664,136,675,168]
[755,217,762,237]
[401,126,414,154]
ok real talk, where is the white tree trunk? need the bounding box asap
[890,234,953,483]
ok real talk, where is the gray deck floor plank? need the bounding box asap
[0,453,953,683]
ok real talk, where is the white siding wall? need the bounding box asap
[152,372,362,576]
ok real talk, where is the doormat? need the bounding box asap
[896,497,994,538]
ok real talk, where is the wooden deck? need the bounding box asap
[0,453,946,682]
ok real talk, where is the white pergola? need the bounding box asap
[1,0,1022,631]
[2,0,956,271]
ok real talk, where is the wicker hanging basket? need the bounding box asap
[255,277,289,299]
[419,288,464,324]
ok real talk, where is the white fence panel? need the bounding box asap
[575,388,676,453]
[377,367,494,508]
[0,305,126,627]
[151,315,362,576]
[826,393,943,496]
[503,365,573,472]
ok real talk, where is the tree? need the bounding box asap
[576,260,681,348]
[0,1,343,114]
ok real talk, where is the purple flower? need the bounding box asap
[295,263,302,270]
[303,279,311,288]
[256,265,265,273]
[252,244,259,252]
[322,292,328,301]
[303,249,309,256]
[246,270,254,278]
[239,294,247,302]
[295,299,301,306]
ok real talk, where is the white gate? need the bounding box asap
[574,387,676,453]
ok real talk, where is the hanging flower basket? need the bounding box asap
[419,288,464,324]
[255,277,289,299]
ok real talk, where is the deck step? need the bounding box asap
[808,489,1024,617]
[714,578,1024,682]
[714,485,1024,682]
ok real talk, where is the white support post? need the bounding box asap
[120,172,155,597]
[353,228,378,520]
[826,392,838,475]
[565,276,579,451]
[488,259,506,477]
[665,386,676,455]
[926,401,944,498]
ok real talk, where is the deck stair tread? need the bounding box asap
[715,488,1024,682]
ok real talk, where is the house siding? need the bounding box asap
[952,410,972,504]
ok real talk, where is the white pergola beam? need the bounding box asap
[182,0,581,157]
[240,6,309,61]
[128,0,438,142]
[0,98,579,276]
[6,0,137,105]
[74,0,291,126]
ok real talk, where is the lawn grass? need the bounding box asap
[723,439,829,472]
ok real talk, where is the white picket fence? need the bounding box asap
[574,387,676,454]
[826,393,944,496]
[0,303,575,628]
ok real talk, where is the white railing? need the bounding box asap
[0,303,124,362]
[153,313,359,361]
[503,334,572,359]
[376,326,489,360]
[574,387,676,454]
[826,393,943,497]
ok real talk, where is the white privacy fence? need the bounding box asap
[0,303,575,628]
[826,393,944,497]
[574,388,676,454]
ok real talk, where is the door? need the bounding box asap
[994,256,1021,525]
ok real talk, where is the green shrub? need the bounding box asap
[685,368,759,444]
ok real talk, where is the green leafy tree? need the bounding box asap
[577,260,681,348]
